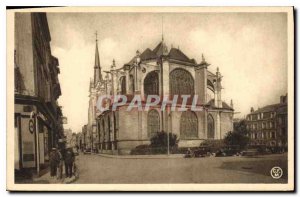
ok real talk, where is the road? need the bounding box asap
[74,153,288,184]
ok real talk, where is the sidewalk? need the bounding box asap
[33,169,77,184]
[97,153,185,159]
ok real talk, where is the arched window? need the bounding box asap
[129,75,134,93]
[120,76,126,95]
[144,71,159,97]
[180,111,198,139]
[207,114,214,139]
[170,68,194,96]
[147,109,160,138]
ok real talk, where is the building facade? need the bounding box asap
[245,95,288,147]
[87,36,234,155]
[14,13,63,174]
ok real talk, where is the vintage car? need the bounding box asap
[193,146,212,157]
[215,146,241,157]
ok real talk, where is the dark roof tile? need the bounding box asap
[207,99,234,110]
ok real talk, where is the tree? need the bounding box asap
[150,131,178,148]
[224,120,249,149]
[233,120,248,136]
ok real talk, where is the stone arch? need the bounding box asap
[147,109,160,138]
[180,111,198,139]
[170,68,194,96]
[207,114,215,139]
[144,71,159,97]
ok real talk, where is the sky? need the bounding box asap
[47,12,287,133]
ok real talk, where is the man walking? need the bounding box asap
[56,148,63,180]
[49,148,59,178]
[64,147,75,178]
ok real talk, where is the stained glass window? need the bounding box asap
[120,76,126,95]
[180,111,198,139]
[144,71,159,97]
[170,68,194,96]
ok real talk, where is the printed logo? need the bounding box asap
[270,166,283,179]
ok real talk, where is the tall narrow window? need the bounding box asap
[129,75,134,93]
[120,76,126,95]
[147,109,160,138]
[180,111,198,139]
[207,114,214,139]
[144,71,159,97]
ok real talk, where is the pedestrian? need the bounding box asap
[57,148,63,180]
[49,148,59,178]
[64,147,75,178]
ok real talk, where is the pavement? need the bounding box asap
[28,164,78,184]
[74,153,288,184]
[32,172,77,184]
[18,153,288,184]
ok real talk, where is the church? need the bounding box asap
[87,34,234,155]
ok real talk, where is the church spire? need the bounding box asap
[94,31,102,85]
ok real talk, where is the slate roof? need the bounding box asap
[206,99,234,110]
[250,103,287,114]
[168,48,196,64]
[125,41,196,65]
[140,48,157,61]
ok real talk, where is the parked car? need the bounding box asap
[241,148,258,156]
[84,148,91,154]
[194,146,211,157]
[215,146,241,157]
[184,148,194,158]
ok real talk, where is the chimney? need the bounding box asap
[280,95,287,104]
[251,107,254,113]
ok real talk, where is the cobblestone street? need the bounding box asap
[73,153,287,184]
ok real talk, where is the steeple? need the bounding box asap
[94,31,102,85]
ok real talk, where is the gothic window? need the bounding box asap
[147,109,160,138]
[120,76,126,95]
[170,68,194,96]
[207,114,214,139]
[129,75,134,93]
[180,111,198,139]
[144,71,159,97]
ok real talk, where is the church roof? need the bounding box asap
[140,48,157,61]
[125,41,196,66]
[207,99,234,110]
[168,48,196,64]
